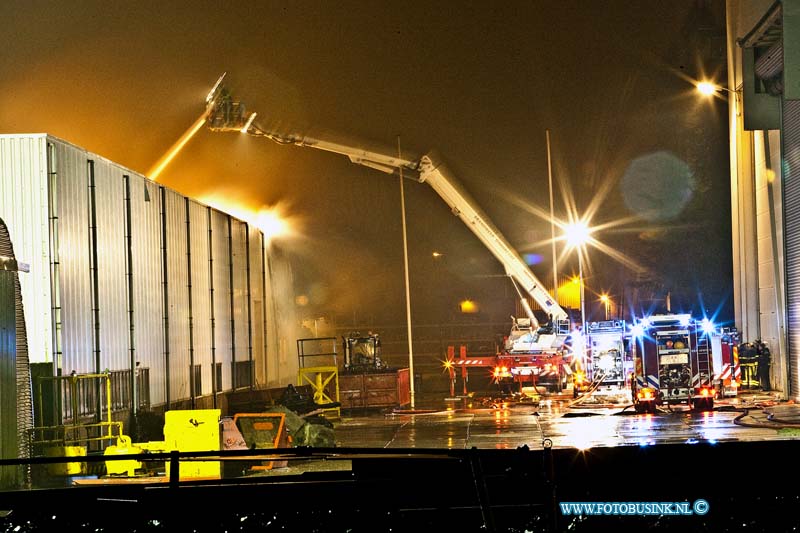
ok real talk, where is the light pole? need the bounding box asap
[578,253,586,327]
[696,80,741,116]
[600,294,610,321]
[398,137,415,410]
[565,221,590,329]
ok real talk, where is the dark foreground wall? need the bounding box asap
[0,439,797,532]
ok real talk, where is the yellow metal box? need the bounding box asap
[45,445,86,476]
[164,409,221,480]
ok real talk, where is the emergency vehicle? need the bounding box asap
[572,320,630,398]
[203,75,577,395]
[630,314,716,413]
[710,327,741,397]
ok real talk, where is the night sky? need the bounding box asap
[0,1,732,330]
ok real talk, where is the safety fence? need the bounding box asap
[35,368,150,425]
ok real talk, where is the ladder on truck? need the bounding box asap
[694,333,714,389]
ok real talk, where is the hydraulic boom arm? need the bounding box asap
[252,128,568,325]
[204,79,569,325]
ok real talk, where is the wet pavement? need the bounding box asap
[332,389,797,450]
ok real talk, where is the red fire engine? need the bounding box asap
[710,327,741,397]
[630,314,716,413]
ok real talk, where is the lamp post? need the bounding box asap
[696,81,727,96]
[600,294,610,321]
[398,137,415,410]
[696,81,741,116]
[565,222,590,329]
[578,253,586,328]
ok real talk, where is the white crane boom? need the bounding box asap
[202,79,569,332]
[248,128,568,326]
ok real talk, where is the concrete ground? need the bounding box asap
[331,388,796,450]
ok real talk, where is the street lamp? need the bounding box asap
[696,80,742,116]
[565,221,591,329]
[600,294,610,321]
[696,81,722,96]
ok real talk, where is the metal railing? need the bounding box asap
[30,369,151,449]
[41,368,151,423]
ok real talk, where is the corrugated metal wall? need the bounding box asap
[53,140,94,374]
[250,230,266,386]
[230,219,249,388]
[783,100,800,400]
[0,268,16,478]
[162,188,190,403]
[263,249,299,388]
[188,200,213,396]
[129,176,166,405]
[0,217,32,487]
[0,135,52,366]
[0,134,270,410]
[211,209,232,391]
[92,158,130,373]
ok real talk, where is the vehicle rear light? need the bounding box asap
[493,366,510,379]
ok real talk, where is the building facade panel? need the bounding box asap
[211,210,233,392]
[249,230,266,386]
[782,99,800,398]
[53,140,94,374]
[162,188,191,403]
[92,158,130,374]
[129,175,166,405]
[0,133,270,414]
[188,200,213,397]
[0,135,52,366]
[230,218,249,388]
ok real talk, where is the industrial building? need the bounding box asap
[0,133,291,485]
[725,0,799,398]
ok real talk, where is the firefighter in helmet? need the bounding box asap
[756,339,771,392]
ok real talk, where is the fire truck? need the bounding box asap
[202,75,575,394]
[491,316,573,393]
[630,314,716,413]
[572,320,629,398]
[710,327,741,398]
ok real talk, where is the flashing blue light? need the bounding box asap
[630,324,645,338]
[640,317,651,328]
[700,318,715,334]
[523,253,543,265]
[686,438,699,445]
[679,315,691,327]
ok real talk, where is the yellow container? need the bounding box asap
[104,436,143,477]
[45,446,86,476]
[164,409,221,480]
